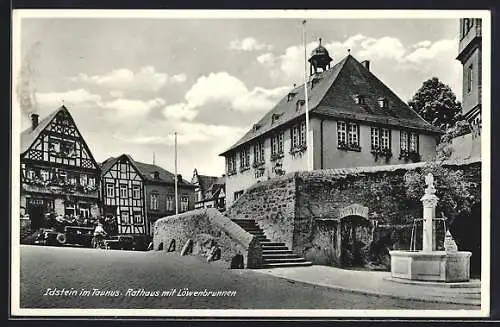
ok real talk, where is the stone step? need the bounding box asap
[261,261,313,268]
[260,245,289,251]
[260,242,286,246]
[263,257,308,264]
[247,230,265,234]
[262,249,295,255]
[232,219,257,225]
[262,253,301,259]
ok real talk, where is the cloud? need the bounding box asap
[114,121,246,146]
[357,37,406,61]
[162,72,289,121]
[36,89,102,108]
[69,66,186,93]
[229,37,272,51]
[256,52,276,65]
[100,98,165,117]
[404,39,457,64]
[411,40,432,49]
[163,103,198,121]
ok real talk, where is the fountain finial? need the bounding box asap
[424,173,436,195]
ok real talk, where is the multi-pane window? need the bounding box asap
[119,184,128,198]
[400,131,409,151]
[371,127,391,150]
[132,185,140,199]
[337,121,347,144]
[254,142,265,164]
[150,193,159,210]
[133,211,143,224]
[88,177,95,187]
[227,155,236,174]
[381,128,391,149]
[239,147,250,169]
[40,170,50,181]
[181,196,189,212]
[106,183,114,197]
[271,131,284,155]
[80,174,87,186]
[409,133,418,152]
[291,122,307,149]
[121,211,130,225]
[371,127,380,149]
[59,171,67,181]
[338,121,360,149]
[348,123,359,146]
[400,131,419,152]
[166,195,174,211]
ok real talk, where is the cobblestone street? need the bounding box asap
[19,245,473,310]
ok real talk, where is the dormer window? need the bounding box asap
[287,92,297,102]
[253,124,261,131]
[271,113,282,124]
[378,97,388,108]
[151,171,160,180]
[296,99,305,111]
[354,94,365,105]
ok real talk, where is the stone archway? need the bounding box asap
[335,204,372,267]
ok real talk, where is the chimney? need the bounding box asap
[31,113,39,130]
[361,60,370,71]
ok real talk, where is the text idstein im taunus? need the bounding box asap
[43,288,237,297]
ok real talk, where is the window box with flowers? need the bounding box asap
[270,152,284,162]
[239,166,250,173]
[371,146,393,161]
[399,150,421,162]
[252,161,265,169]
[227,169,237,176]
[337,141,361,152]
[290,143,307,155]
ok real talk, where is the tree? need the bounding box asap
[408,77,462,130]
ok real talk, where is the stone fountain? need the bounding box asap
[389,173,472,282]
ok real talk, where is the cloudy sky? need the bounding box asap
[15,13,463,178]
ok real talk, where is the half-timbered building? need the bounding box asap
[20,106,100,231]
[191,169,226,211]
[100,154,196,238]
[100,154,146,237]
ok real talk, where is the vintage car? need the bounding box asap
[33,226,94,247]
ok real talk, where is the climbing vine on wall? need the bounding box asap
[404,161,472,221]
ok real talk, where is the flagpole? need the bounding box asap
[303,20,312,171]
[174,132,179,215]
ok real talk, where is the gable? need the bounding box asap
[21,106,100,170]
[102,155,143,182]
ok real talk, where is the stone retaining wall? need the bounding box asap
[153,208,262,268]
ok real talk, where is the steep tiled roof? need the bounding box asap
[195,173,225,201]
[220,55,441,156]
[20,107,62,154]
[101,154,193,186]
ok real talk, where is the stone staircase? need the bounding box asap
[232,219,312,268]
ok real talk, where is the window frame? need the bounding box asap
[150,193,159,210]
[180,196,189,212]
[133,211,143,224]
[132,185,141,199]
[119,184,128,198]
[121,211,131,225]
[106,183,114,198]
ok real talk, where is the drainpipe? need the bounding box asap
[320,119,325,169]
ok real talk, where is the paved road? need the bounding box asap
[19,245,470,310]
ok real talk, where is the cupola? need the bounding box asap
[308,38,333,76]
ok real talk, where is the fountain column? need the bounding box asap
[420,173,439,252]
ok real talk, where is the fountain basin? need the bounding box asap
[389,250,472,282]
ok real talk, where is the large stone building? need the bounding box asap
[220,41,441,205]
[450,18,482,160]
[101,155,196,236]
[20,106,101,230]
[457,18,482,131]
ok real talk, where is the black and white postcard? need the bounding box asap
[10,9,491,318]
